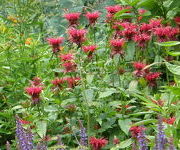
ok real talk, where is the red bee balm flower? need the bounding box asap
[25,86,43,104]
[130,126,146,138]
[51,78,66,89]
[30,77,43,86]
[110,38,125,57]
[82,45,97,58]
[133,33,151,48]
[174,16,180,25]
[140,23,152,34]
[65,77,80,88]
[59,54,74,62]
[64,12,81,26]
[149,19,162,28]
[105,5,122,14]
[133,62,148,77]
[47,37,64,53]
[19,119,32,125]
[85,11,100,25]
[90,137,108,150]
[62,62,77,73]
[113,137,120,145]
[145,72,161,87]
[163,117,176,125]
[68,28,87,46]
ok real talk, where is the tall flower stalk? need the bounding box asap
[15,116,33,150]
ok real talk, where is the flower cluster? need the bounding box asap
[90,137,108,150]
[82,45,97,59]
[47,37,64,54]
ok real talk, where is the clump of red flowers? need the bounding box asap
[163,117,176,125]
[133,62,148,77]
[82,45,97,59]
[59,54,74,62]
[174,16,180,26]
[110,38,125,57]
[64,12,81,26]
[90,137,108,150]
[138,9,147,21]
[145,72,161,87]
[133,33,151,48]
[62,61,77,73]
[85,11,100,26]
[30,77,43,86]
[65,77,80,88]
[25,86,43,104]
[130,126,146,138]
[51,78,66,89]
[47,37,64,54]
[68,28,87,46]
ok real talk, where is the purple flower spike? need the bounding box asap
[79,120,88,147]
[169,137,176,150]
[36,142,47,150]
[15,115,33,150]
[154,115,167,150]
[137,128,148,150]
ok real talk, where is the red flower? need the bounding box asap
[174,16,180,25]
[51,78,66,89]
[133,33,151,47]
[121,23,137,40]
[138,9,147,21]
[85,11,100,25]
[62,62,77,73]
[130,126,146,138]
[19,119,32,125]
[68,28,87,46]
[113,137,120,145]
[30,77,43,86]
[47,37,64,53]
[90,137,108,150]
[25,86,43,104]
[105,5,122,15]
[145,72,161,87]
[140,23,152,34]
[110,38,125,57]
[154,26,179,42]
[133,62,148,77]
[59,54,74,62]
[64,12,81,26]
[82,45,97,58]
[65,77,80,88]
[163,117,176,125]
[149,18,162,28]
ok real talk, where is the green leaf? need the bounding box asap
[44,105,58,112]
[118,119,131,135]
[36,120,47,138]
[166,51,180,56]
[125,41,135,61]
[111,138,132,149]
[83,89,94,101]
[99,88,117,98]
[132,119,157,126]
[128,80,138,91]
[155,41,180,47]
[165,62,180,76]
[86,74,94,84]
[114,9,131,18]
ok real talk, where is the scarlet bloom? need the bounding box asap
[145,72,161,87]
[163,117,176,125]
[62,61,77,73]
[85,11,100,25]
[133,33,151,47]
[19,119,32,125]
[30,77,43,86]
[133,62,148,77]
[64,12,81,26]
[105,5,122,15]
[25,86,43,104]
[130,126,146,138]
[51,78,66,89]
[140,23,152,34]
[110,38,125,57]
[121,23,137,40]
[174,16,180,25]
[82,45,97,58]
[59,54,74,62]
[47,37,64,53]
[149,18,162,28]
[68,28,87,46]
[90,137,108,150]
[138,9,147,21]
[65,77,80,88]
